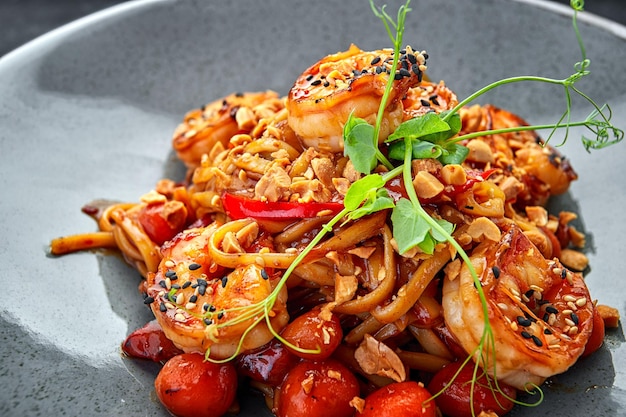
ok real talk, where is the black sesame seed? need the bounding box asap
[209,305,217,312]
[420,99,431,107]
[311,79,322,86]
[306,74,314,81]
[411,63,421,75]
[189,263,201,271]
[543,313,550,322]
[516,316,532,327]
[399,68,411,78]
[189,295,198,303]
[546,306,559,314]
[204,318,213,326]
[198,285,207,296]
[492,266,501,279]
[524,313,537,323]
[165,270,177,279]
[521,331,532,339]
[422,52,429,59]
[159,280,167,289]
[571,312,579,325]
[235,92,244,97]
[394,73,403,80]
[143,296,154,305]
[203,303,209,312]
[217,311,224,319]
[561,269,568,279]
[197,279,208,287]
[532,335,543,347]
[407,54,417,64]
[417,71,423,82]
[525,289,535,298]
[159,302,167,312]
[261,269,269,280]
[370,56,381,65]
[182,281,192,289]
[171,284,181,290]
[323,81,330,87]
[221,277,228,288]
[544,328,552,335]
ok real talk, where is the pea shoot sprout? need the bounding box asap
[199,2,623,416]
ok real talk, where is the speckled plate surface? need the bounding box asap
[0,0,625,416]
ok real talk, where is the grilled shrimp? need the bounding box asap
[402,80,459,119]
[172,91,284,168]
[145,223,289,360]
[287,44,426,153]
[442,225,594,390]
[459,104,577,206]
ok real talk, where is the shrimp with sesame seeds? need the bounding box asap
[442,224,594,390]
[144,221,289,360]
[172,90,284,168]
[286,44,427,153]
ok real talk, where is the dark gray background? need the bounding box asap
[0,0,625,57]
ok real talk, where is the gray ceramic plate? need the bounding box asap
[1,0,625,416]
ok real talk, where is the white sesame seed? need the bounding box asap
[563,295,577,303]
[164,260,175,268]
[575,298,587,307]
[564,318,576,327]
[174,313,186,322]
[568,326,579,335]
[185,302,196,310]
[567,301,578,311]
[175,293,185,305]
[562,309,573,315]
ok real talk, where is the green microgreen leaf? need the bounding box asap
[343,114,378,174]
[439,143,470,165]
[386,111,452,143]
[390,198,431,254]
[344,174,395,220]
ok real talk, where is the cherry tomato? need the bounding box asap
[583,305,605,357]
[122,319,182,362]
[222,192,344,220]
[274,359,359,417]
[154,353,237,417]
[358,381,436,417]
[236,339,300,386]
[281,309,343,360]
[138,202,187,245]
[427,361,516,417]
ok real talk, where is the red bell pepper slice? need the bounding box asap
[222,192,344,220]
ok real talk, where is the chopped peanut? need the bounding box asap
[413,171,444,199]
[559,248,589,271]
[597,304,620,328]
[440,164,467,186]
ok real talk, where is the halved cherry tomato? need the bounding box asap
[222,192,344,220]
[280,308,343,360]
[154,353,237,417]
[583,305,605,357]
[138,202,187,245]
[121,319,182,362]
[358,381,436,417]
[236,339,300,386]
[427,360,516,417]
[274,359,359,417]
